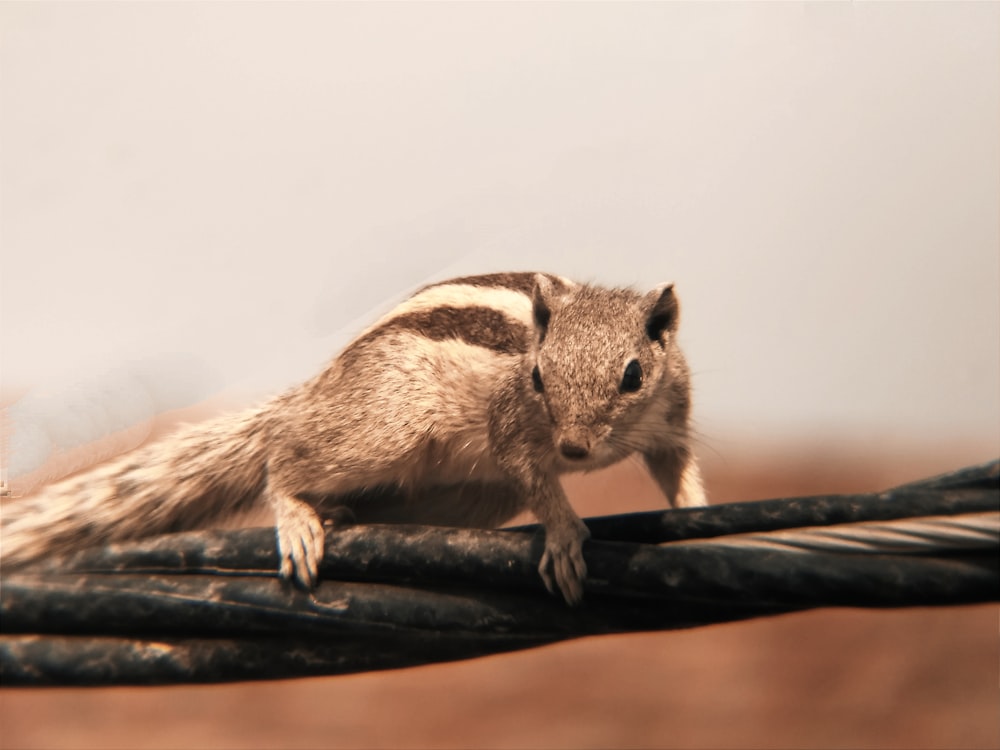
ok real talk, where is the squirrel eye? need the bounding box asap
[620,359,643,393]
[531,365,545,393]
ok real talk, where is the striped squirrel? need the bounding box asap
[1,272,705,604]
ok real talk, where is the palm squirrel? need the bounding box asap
[1,272,705,604]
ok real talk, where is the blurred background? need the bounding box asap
[1,3,997,748]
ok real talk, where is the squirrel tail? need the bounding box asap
[1,406,272,568]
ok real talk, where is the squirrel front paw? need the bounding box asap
[275,496,326,589]
[538,521,590,606]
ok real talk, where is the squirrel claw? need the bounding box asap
[275,496,326,589]
[538,525,589,606]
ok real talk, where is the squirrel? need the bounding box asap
[1,272,705,604]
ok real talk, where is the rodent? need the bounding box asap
[1,272,705,604]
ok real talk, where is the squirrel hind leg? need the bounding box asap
[320,504,357,528]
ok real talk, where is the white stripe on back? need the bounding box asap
[375,283,534,329]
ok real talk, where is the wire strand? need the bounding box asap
[666,511,999,554]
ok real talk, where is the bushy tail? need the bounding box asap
[1,406,272,568]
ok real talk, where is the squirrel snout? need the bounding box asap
[556,427,593,461]
[559,440,590,460]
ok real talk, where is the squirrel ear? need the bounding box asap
[644,283,679,343]
[532,274,554,341]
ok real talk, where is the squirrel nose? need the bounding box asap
[558,438,591,460]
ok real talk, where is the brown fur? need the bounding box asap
[1,272,704,604]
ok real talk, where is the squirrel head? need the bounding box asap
[528,274,684,467]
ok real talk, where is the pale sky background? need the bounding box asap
[2,2,998,483]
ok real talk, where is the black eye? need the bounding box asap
[620,360,643,392]
[531,365,544,393]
